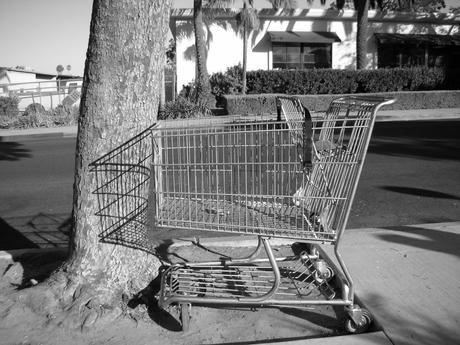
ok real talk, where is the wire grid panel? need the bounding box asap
[152,97,379,242]
[276,96,312,169]
[91,126,156,253]
[161,255,336,303]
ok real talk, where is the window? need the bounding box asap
[273,43,332,70]
[378,44,424,68]
[378,43,460,69]
[375,34,460,69]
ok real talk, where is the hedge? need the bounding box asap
[209,66,459,100]
[223,90,460,116]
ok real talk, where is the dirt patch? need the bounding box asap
[0,243,350,345]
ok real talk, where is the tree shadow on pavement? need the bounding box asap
[0,213,71,250]
[376,225,460,258]
[0,215,69,288]
[380,186,460,201]
[1,249,68,289]
[0,217,38,250]
[0,140,32,161]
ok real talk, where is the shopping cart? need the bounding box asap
[150,95,395,332]
[92,95,394,333]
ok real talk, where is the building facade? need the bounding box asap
[0,67,82,110]
[170,8,460,93]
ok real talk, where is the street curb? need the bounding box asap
[0,127,77,142]
[376,108,460,122]
[0,247,67,261]
[0,108,459,141]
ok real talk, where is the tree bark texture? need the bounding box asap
[67,0,172,304]
[242,2,248,95]
[355,0,369,69]
[193,0,214,106]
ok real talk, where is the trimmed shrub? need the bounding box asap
[209,72,242,106]
[23,103,46,117]
[208,65,243,107]
[179,81,216,108]
[0,96,19,118]
[159,96,211,120]
[52,104,79,125]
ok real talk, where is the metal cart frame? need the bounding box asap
[152,96,394,332]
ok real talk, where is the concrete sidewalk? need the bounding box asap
[2,221,458,345]
[335,221,460,345]
[0,108,459,142]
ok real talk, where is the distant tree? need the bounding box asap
[355,0,374,70]
[381,0,446,12]
[56,64,64,75]
[333,0,383,69]
[66,65,72,73]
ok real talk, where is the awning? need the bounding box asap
[268,31,341,44]
[375,33,460,46]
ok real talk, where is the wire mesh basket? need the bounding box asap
[151,97,380,242]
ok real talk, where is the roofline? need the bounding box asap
[170,8,460,25]
[0,67,80,79]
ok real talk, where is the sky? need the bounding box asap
[0,0,93,76]
[0,0,459,77]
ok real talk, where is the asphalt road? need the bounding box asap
[1,120,459,249]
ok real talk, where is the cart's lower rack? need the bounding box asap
[159,254,339,307]
[156,197,338,242]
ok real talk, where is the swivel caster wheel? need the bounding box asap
[313,259,334,283]
[345,308,372,334]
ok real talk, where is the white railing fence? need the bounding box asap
[0,78,83,111]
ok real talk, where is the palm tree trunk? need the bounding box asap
[355,0,369,70]
[193,0,213,106]
[242,23,247,94]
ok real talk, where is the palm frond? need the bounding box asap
[236,8,260,31]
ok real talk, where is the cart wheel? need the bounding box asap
[345,308,372,334]
[314,263,334,283]
[180,303,191,332]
